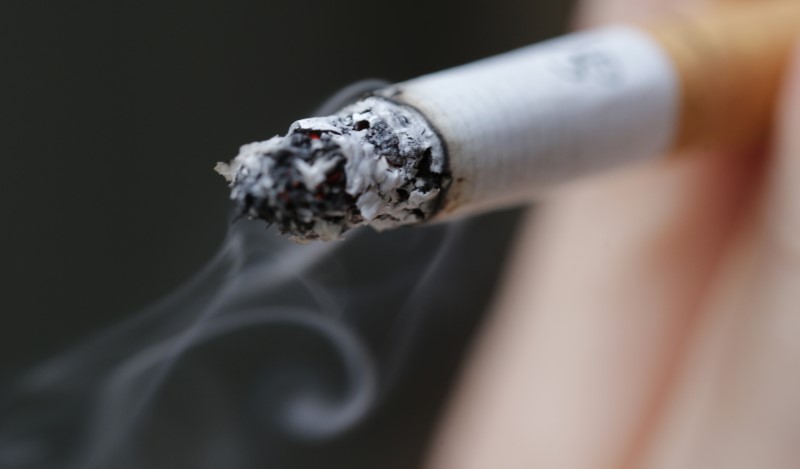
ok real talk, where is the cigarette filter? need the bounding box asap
[217,1,800,241]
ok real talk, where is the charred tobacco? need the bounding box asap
[216,97,449,242]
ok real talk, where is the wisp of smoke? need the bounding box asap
[0,84,521,469]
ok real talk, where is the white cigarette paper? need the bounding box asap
[389,26,679,219]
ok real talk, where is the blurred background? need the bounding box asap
[1,1,575,468]
[1,0,574,378]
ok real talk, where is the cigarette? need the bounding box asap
[216,1,800,242]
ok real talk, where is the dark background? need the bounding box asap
[2,1,576,467]
[1,0,573,377]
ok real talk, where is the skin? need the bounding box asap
[425,1,800,468]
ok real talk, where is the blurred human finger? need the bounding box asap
[641,40,800,469]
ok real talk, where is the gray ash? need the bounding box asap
[216,97,449,242]
[234,132,358,240]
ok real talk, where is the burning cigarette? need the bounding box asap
[217,1,800,242]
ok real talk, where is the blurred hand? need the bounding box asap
[426,0,800,468]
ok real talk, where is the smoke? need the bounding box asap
[0,85,522,469]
